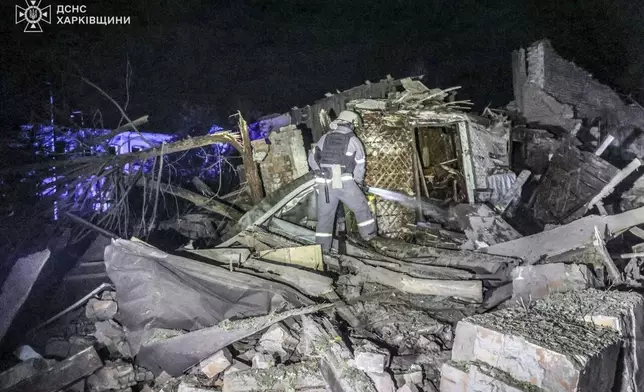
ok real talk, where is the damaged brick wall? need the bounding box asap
[540,41,623,121]
[514,39,644,158]
[515,41,578,132]
[252,125,309,195]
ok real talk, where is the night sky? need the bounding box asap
[1,0,643,134]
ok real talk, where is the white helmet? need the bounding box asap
[330,110,362,130]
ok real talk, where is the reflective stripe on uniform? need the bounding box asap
[345,151,354,156]
[315,175,354,183]
[355,158,365,164]
[357,218,375,227]
[315,232,333,237]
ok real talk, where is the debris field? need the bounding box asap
[4,39,644,392]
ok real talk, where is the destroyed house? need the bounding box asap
[256,78,512,238]
[348,96,512,238]
[8,42,644,392]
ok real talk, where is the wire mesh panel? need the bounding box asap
[355,110,415,239]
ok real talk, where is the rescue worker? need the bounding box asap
[307,110,377,252]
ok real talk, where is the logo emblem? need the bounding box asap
[15,0,51,33]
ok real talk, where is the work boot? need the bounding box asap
[347,232,377,249]
[363,233,376,242]
[364,234,378,249]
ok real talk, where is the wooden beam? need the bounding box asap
[3,347,103,392]
[237,113,264,203]
[341,256,483,302]
[594,135,615,156]
[258,245,324,271]
[0,250,51,344]
[188,248,334,297]
[593,226,623,284]
[192,177,215,197]
[357,257,474,280]
[586,158,642,211]
[630,227,644,240]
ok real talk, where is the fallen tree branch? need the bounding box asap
[135,178,243,220]
[192,176,215,197]
[65,212,119,239]
[3,132,244,174]
[85,115,150,146]
[80,76,150,146]
[148,145,165,234]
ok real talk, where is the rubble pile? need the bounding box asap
[4,39,644,392]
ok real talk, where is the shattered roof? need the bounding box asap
[347,78,492,127]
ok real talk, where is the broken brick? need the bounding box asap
[85,298,118,321]
[257,323,298,361]
[251,352,274,369]
[199,349,233,379]
[352,340,390,374]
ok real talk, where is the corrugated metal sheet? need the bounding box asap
[486,171,517,204]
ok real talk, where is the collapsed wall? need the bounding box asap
[513,40,644,158]
[251,125,309,195]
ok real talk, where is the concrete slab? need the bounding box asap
[0,250,51,344]
[535,289,644,392]
[451,308,621,391]
[440,362,468,392]
[440,361,546,392]
[367,371,396,392]
[3,346,102,392]
[223,361,327,392]
[484,206,644,264]
[224,360,251,375]
[511,263,598,304]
